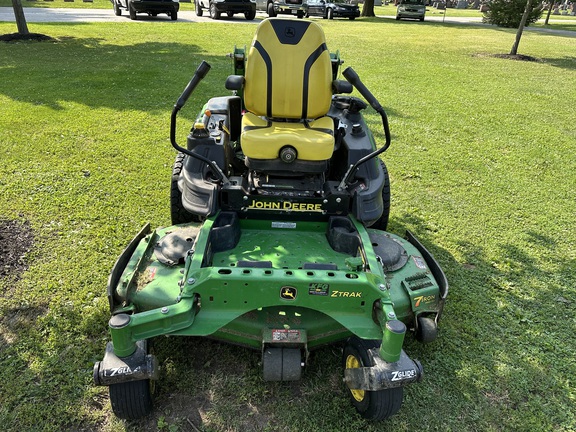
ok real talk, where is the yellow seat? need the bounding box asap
[242,113,334,161]
[240,19,335,169]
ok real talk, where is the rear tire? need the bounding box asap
[171,9,178,20]
[369,159,391,231]
[327,8,334,19]
[267,2,277,17]
[245,9,256,20]
[195,0,203,16]
[171,153,202,225]
[343,337,404,420]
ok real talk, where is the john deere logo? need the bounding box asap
[281,286,297,300]
[285,27,295,38]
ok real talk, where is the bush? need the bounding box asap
[482,0,543,28]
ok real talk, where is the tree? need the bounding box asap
[482,0,543,28]
[510,0,533,55]
[361,0,376,17]
[11,0,29,35]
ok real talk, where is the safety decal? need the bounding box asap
[412,256,427,270]
[272,329,301,342]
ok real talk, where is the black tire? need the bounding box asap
[195,0,203,16]
[343,337,404,420]
[227,11,234,17]
[245,9,256,20]
[171,9,178,20]
[416,315,438,343]
[349,16,355,20]
[128,2,137,20]
[420,17,424,22]
[297,10,304,18]
[267,2,277,17]
[113,0,122,16]
[171,153,202,225]
[396,15,400,20]
[109,379,153,420]
[327,8,333,19]
[369,159,391,231]
[209,2,221,19]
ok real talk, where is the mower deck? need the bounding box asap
[104,213,445,356]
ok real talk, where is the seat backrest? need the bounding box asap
[244,19,333,120]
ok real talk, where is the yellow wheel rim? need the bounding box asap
[345,354,365,402]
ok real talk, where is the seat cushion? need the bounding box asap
[241,113,334,162]
[244,19,333,120]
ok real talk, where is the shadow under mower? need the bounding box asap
[94,19,448,421]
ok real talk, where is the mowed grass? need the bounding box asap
[1,18,575,432]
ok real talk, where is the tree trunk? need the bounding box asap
[361,0,375,17]
[544,1,553,24]
[12,0,29,35]
[510,0,532,55]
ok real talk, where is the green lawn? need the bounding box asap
[1,17,575,432]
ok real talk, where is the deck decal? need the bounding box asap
[281,286,297,300]
[309,283,330,296]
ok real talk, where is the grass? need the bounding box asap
[1,16,575,432]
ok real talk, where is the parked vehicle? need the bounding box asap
[196,0,257,20]
[396,0,426,21]
[255,0,306,18]
[305,0,360,20]
[111,0,180,20]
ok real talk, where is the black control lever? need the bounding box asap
[338,67,392,190]
[170,61,229,185]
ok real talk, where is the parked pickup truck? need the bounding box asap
[195,0,257,20]
[256,0,306,18]
[111,0,180,20]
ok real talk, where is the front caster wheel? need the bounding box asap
[342,337,404,420]
[109,379,153,420]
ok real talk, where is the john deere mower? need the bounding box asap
[94,18,448,421]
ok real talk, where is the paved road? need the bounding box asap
[0,7,574,36]
[0,6,257,23]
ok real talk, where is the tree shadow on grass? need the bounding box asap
[0,35,228,114]
[395,212,575,430]
[539,55,576,70]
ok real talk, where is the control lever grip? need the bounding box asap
[342,66,383,114]
[175,61,211,109]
